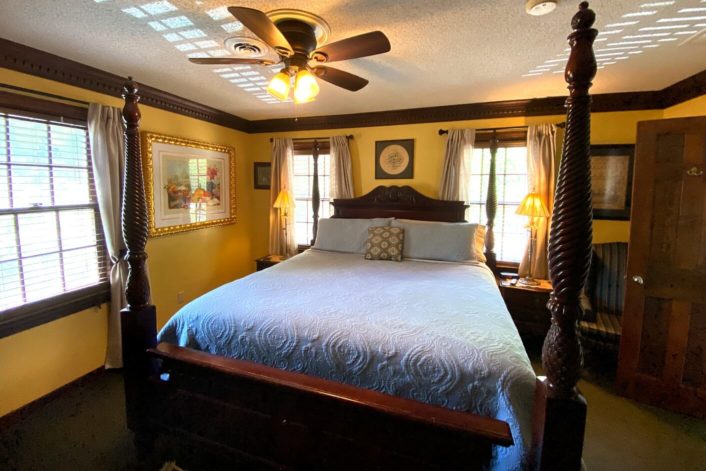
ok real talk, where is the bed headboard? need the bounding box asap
[331,185,467,222]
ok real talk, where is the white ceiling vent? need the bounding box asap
[224,36,271,58]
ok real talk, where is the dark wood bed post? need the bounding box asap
[484,132,498,272]
[310,139,321,245]
[120,78,157,435]
[533,3,596,470]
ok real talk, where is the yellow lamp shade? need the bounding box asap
[516,192,549,218]
[273,189,295,209]
[293,69,320,104]
[267,71,291,101]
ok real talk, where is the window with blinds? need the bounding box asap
[467,146,529,263]
[0,112,107,312]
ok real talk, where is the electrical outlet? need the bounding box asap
[177,291,185,304]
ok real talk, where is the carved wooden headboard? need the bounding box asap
[331,186,467,223]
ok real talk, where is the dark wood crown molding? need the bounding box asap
[659,68,706,109]
[247,91,666,133]
[0,38,250,132]
[2,37,704,134]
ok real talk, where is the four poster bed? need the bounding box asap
[120,3,596,470]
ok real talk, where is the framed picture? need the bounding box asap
[253,162,271,190]
[375,139,414,179]
[590,144,634,220]
[142,133,236,237]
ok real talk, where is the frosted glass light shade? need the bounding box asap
[267,71,291,101]
[293,69,320,103]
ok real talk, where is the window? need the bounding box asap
[292,148,331,246]
[467,146,529,263]
[0,110,108,334]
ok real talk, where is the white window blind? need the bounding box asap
[292,152,331,246]
[0,112,107,311]
[467,146,529,263]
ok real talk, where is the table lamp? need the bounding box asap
[515,191,549,286]
[273,188,294,255]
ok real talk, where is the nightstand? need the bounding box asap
[498,279,553,338]
[255,254,287,271]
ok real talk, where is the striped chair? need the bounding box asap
[579,242,628,352]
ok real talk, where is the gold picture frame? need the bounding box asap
[142,133,236,237]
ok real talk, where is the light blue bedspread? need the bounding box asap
[158,249,536,470]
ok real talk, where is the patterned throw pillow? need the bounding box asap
[364,226,404,261]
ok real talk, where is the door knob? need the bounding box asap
[632,275,644,285]
[686,166,703,177]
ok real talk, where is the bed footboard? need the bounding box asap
[139,343,511,470]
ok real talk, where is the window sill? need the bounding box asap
[0,282,111,339]
[496,261,520,273]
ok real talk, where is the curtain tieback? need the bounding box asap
[111,248,128,265]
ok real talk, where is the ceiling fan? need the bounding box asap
[189,7,391,103]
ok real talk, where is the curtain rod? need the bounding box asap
[269,135,353,143]
[438,122,566,135]
[0,83,90,107]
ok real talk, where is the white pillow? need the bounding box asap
[313,218,393,254]
[390,219,486,263]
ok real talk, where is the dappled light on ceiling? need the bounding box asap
[95,0,284,105]
[522,0,706,78]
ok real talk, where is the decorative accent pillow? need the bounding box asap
[313,218,393,253]
[391,219,486,263]
[364,226,404,261]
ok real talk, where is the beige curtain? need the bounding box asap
[87,104,126,369]
[269,138,296,256]
[329,136,354,199]
[519,124,557,280]
[439,129,475,208]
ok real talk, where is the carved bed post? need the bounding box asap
[484,131,498,272]
[532,3,596,470]
[311,139,321,245]
[120,78,157,433]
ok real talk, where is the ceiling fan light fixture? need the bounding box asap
[293,69,320,103]
[267,71,291,101]
[526,0,558,16]
[195,7,389,101]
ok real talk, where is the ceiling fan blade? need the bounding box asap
[312,31,391,63]
[228,7,293,57]
[313,66,369,92]
[188,57,276,65]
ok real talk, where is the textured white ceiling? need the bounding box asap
[1,0,705,120]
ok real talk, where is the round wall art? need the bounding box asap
[375,139,414,179]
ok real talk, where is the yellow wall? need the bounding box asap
[663,94,706,119]
[0,68,257,416]
[248,109,664,258]
[0,306,107,416]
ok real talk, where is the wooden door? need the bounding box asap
[617,116,706,418]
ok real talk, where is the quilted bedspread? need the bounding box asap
[158,249,537,470]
